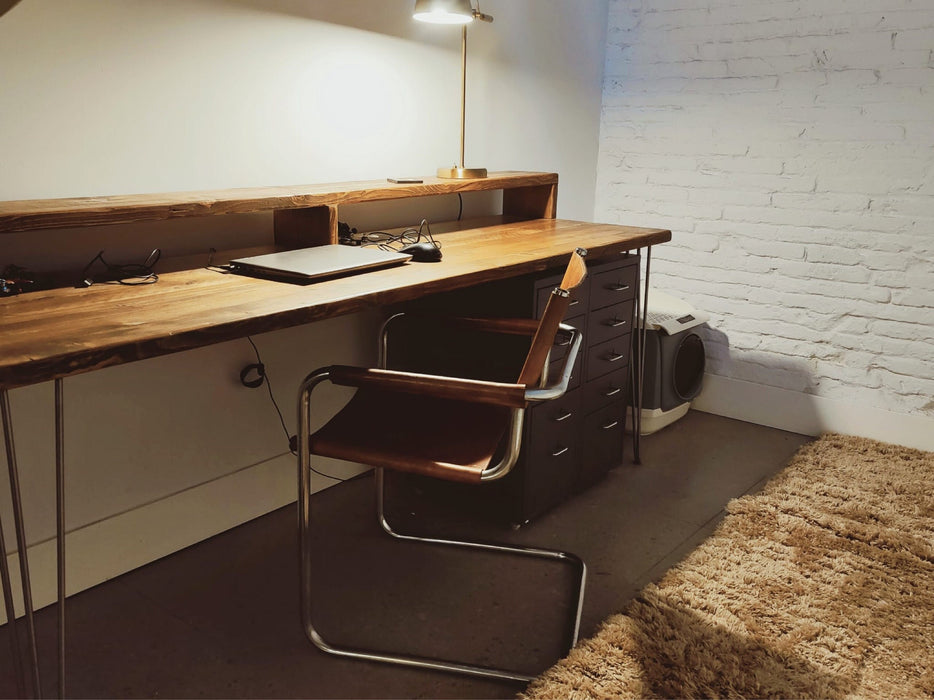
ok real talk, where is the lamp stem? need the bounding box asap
[436,14,486,178]
[459,23,467,170]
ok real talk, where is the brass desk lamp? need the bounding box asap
[413,0,493,179]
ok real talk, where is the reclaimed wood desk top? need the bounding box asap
[0,218,670,390]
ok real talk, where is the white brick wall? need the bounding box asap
[598,0,934,422]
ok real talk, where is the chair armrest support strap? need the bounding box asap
[384,312,540,337]
[329,365,528,409]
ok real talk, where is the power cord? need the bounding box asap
[244,337,345,482]
[79,248,161,287]
[205,247,233,274]
[338,218,441,254]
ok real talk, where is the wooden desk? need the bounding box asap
[0,172,669,697]
[0,218,668,391]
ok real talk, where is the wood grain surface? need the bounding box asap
[0,172,558,234]
[0,218,670,389]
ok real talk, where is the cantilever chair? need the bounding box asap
[296,248,589,682]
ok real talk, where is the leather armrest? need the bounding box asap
[328,365,528,408]
[387,312,541,337]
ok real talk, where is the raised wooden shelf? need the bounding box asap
[0,171,557,235]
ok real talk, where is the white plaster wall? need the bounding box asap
[0,0,610,613]
[598,0,934,449]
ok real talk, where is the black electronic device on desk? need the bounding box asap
[228,245,412,283]
[399,241,442,262]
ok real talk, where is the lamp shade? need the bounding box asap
[413,0,474,24]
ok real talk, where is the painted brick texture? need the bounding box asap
[597,0,934,416]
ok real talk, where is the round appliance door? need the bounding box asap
[672,332,705,402]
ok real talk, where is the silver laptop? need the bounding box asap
[229,245,412,282]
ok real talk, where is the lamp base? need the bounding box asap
[437,166,488,179]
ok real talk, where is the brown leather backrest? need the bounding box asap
[516,249,588,387]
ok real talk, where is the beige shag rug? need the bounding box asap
[523,433,934,699]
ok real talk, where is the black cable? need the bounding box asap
[342,218,441,254]
[79,248,161,287]
[204,247,234,274]
[457,193,463,221]
[343,227,417,250]
[246,337,345,482]
[416,218,439,248]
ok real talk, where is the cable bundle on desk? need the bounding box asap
[0,265,37,296]
[339,218,441,254]
[79,248,161,287]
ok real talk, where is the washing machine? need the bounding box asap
[629,290,708,435]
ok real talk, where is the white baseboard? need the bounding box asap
[693,373,934,452]
[1,454,357,624]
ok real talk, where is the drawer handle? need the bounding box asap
[603,387,621,397]
[555,337,572,347]
[607,283,630,292]
[552,445,570,457]
[554,411,573,422]
[605,318,628,328]
[569,299,581,307]
[602,420,620,431]
[605,352,627,363]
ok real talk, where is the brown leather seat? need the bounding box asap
[310,387,512,483]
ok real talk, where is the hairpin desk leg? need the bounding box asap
[629,255,641,457]
[632,247,652,465]
[55,378,66,699]
[0,397,27,697]
[1,389,41,699]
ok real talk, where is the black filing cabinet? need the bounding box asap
[388,253,640,524]
[514,255,638,520]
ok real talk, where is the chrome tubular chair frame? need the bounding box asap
[295,316,587,683]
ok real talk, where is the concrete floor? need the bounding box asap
[1,411,809,699]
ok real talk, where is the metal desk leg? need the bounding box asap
[55,379,66,699]
[629,255,641,456]
[1,389,41,698]
[0,446,27,697]
[632,247,652,465]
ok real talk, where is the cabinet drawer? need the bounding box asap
[579,400,626,486]
[582,365,629,415]
[528,397,579,481]
[520,434,579,521]
[590,264,638,311]
[529,389,580,436]
[585,335,632,382]
[588,299,635,346]
[536,277,590,317]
